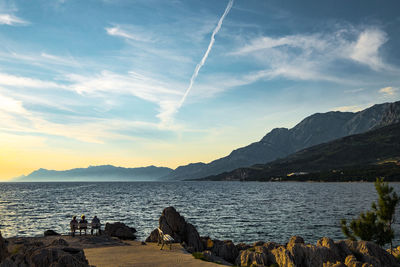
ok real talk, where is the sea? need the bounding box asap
[1,181,400,245]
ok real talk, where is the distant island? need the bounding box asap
[15,165,173,182]
[15,100,400,182]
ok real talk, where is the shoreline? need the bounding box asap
[2,233,400,267]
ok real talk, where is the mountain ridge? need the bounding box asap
[162,101,400,180]
[196,122,400,182]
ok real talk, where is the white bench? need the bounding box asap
[157,228,174,250]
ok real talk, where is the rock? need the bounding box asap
[287,237,343,267]
[51,238,69,247]
[161,207,186,235]
[344,255,364,267]
[184,223,203,252]
[29,247,89,267]
[270,246,296,267]
[235,248,269,267]
[287,235,305,246]
[200,237,214,250]
[210,240,238,263]
[145,229,159,242]
[324,262,347,267]
[236,242,252,251]
[202,250,219,262]
[43,230,60,236]
[146,207,204,252]
[0,232,8,263]
[253,241,265,246]
[344,240,400,267]
[104,222,137,240]
[388,246,400,258]
[1,238,89,267]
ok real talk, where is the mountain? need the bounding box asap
[15,165,173,182]
[199,122,400,182]
[163,101,400,180]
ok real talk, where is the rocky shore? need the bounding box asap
[0,222,136,267]
[145,207,400,267]
[1,207,399,267]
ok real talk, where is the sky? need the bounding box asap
[0,0,399,180]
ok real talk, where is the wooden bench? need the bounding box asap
[70,222,101,236]
[157,228,174,250]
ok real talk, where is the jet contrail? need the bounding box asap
[178,0,234,108]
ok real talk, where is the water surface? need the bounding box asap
[1,182,399,245]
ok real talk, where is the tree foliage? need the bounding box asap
[341,178,399,248]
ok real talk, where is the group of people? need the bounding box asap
[70,215,101,236]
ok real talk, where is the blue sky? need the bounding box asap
[0,0,399,179]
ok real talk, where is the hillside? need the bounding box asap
[15,165,173,182]
[164,101,400,180]
[199,122,400,182]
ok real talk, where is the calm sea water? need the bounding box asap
[1,182,400,245]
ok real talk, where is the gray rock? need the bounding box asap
[51,239,69,247]
[43,230,60,237]
[0,238,89,267]
[104,222,137,240]
[146,207,204,252]
[211,240,238,263]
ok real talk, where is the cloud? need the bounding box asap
[105,25,154,42]
[231,27,392,85]
[65,70,185,127]
[0,72,65,89]
[0,94,28,114]
[350,29,387,70]
[379,86,398,96]
[0,14,28,26]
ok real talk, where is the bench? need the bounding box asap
[157,228,174,250]
[70,222,101,236]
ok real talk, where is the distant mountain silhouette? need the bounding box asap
[16,165,173,182]
[198,122,400,181]
[164,101,400,180]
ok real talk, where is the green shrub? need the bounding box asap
[341,178,399,250]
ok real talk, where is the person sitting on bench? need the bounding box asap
[70,216,78,237]
[79,214,88,235]
[91,215,101,235]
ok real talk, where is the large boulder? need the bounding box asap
[344,240,399,267]
[286,236,343,267]
[235,247,269,267]
[1,238,89,267]
[146,207,204,252]
[210,239,238,263]
[104,222,137,240]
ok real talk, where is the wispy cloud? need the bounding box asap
[379,86,398,96]
[231,27,393,85]
[0,72,65,88]
[350,29,388,70]
[105,25,154,42]
[0,14,28,26]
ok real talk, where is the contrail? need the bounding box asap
[178,0,234,109]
